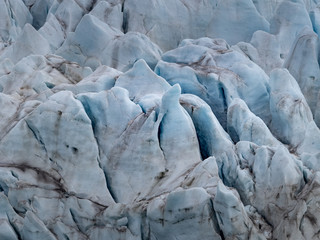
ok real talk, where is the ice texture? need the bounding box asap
[0,0,320,239]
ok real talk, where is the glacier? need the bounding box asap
[0,0,320,239]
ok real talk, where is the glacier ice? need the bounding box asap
[155,37,271,129]
[0,0,320,239]
[56,14,162,71]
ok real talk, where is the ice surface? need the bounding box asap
[0,0,320,239]
[227,98,281,147]
[0,24,51,64]
[57,14,162,71]
[0,0,32,43]
[90,1,123,30]
[207,0,269,45]
[155,38,271,129]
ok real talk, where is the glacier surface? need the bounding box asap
[0,0,320,239]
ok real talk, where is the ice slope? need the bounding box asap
[0,0,320,239]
